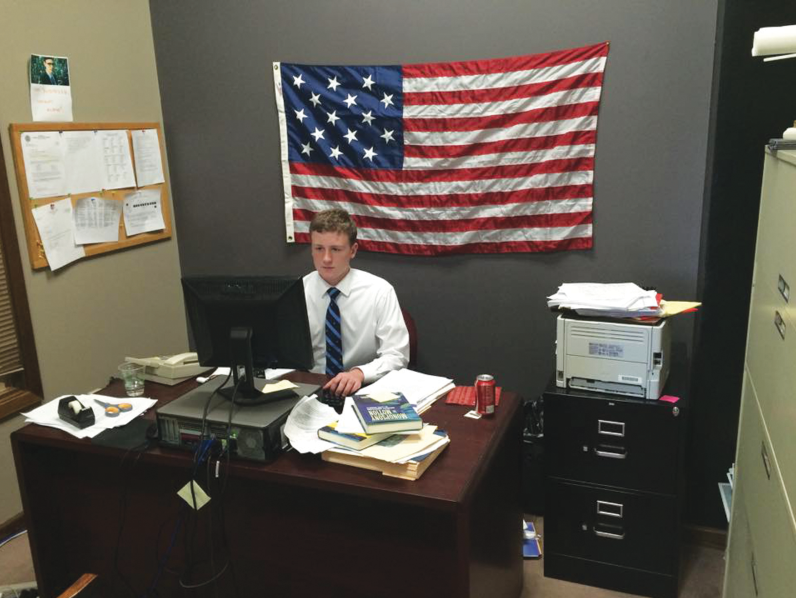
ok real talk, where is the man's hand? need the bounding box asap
[323,368,365,397]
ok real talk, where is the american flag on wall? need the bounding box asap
[273,42,609,256]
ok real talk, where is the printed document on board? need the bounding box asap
[131,129,165,186]
[31,198,85,270]
[20,131,67,199]
[72,196,121,244]
[97,130,136,190]
[123,189,165,235]
[62,131,103,195]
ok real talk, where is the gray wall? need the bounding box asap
[150,0,717,398]
[0,0,187,524]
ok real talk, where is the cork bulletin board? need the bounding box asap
[8,122,172,270]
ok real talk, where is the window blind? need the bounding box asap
[0,245,23,378]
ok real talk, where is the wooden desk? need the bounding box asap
[12,374,523,598]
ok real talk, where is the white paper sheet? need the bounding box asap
[131,129,165,186]
[97,130,136,190]
[20,131,67,199]
[62,131,103,194]
[359,369,454,406]
[283,395,339,454]
[72,196,122,244]
[31,198,85,270]
[23,394,157,439]
[123,189,165,235]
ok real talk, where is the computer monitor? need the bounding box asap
[181,275,314,404]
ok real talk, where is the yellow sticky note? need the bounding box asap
[178,480,211,510]
[262,380,298,394]
[366,390,399,403]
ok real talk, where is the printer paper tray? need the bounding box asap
[568,377,644,398]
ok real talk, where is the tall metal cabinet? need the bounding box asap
[723,149,796,598]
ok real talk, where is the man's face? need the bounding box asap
[44,59,54,74]
[311,231,357,286]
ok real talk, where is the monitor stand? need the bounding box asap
[219,326,299,406]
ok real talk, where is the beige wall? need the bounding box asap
[0,0,188,524]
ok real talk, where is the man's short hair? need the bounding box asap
[309,209,357,245]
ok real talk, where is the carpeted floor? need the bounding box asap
[0,517,724,597]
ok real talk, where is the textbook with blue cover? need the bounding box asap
[317,420,393,450]
[352,392,422,434]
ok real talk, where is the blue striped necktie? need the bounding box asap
[325,287,343,377]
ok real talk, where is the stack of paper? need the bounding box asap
[547,283,662,318]
[323,425,450,480]
[22,394,157,439]
[358,368,455,413]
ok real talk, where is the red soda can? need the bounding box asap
[475,374,496,416]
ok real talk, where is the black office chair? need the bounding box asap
[401,308,418,368]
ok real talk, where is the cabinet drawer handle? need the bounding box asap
[594,528,625,540]
[775,310,786,340]
[596,500,623,518]
[761,442,771,480]
[597,419,625,437]
[779,274,790,303]
[594,445,627,460]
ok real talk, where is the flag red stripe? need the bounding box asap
[404,101,600,133]
[402,42,609,80]
[294,208,592,233]
[290,157,593,183]
[405,130,596,159]
[295,232,593,255]
[407,129,596,161]
[292,183,593,208]
[404,72,603,106]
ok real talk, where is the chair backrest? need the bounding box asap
[401,308,418,368]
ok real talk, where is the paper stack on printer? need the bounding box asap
[22,394,157,439]
[548,283,662,318]
[548,283,701,321]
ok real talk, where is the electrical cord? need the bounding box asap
[0,529,27,550]
[177,376,241,593]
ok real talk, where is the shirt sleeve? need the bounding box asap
[354,286,410,383]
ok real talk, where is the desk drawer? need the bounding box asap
[545,479,677,575]
[545,392,681,494]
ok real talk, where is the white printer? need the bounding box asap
[555,314,670,399]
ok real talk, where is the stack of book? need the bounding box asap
[318,391,450,480]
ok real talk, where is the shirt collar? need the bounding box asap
[318,269,353,298]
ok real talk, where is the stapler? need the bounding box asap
[58,396,95,429]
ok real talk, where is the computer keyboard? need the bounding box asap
[319,389,345,414]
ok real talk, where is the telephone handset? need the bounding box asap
[125,352,211,386]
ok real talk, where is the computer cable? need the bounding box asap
[142,504,186,598]
[178,376,241,595]
[0,529,26,550]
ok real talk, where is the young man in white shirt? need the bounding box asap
[304,209,409,396]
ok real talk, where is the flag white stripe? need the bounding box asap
[290,169,594,196]
[294,221,593,245]
[293,197,593,221]
[403,144,595,170]
[403,86,601,119]
[404,115,598,146]
[403,57,607,92]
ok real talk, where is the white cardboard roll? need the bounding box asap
[752,25,796,57]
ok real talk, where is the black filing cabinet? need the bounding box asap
[543,383,685,598]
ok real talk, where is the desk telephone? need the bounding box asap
[125,352,212,386]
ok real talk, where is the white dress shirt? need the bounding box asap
[303,268,409,383]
